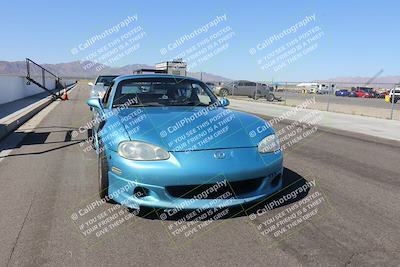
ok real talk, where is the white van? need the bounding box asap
[296,82,318,93]
[316,83,335,94]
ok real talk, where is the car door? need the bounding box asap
[236,81,248,96]
[260,83,269,97]
[247,82,258,97]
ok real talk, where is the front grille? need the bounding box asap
[166,177,264,199]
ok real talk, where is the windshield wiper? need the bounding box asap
[112,102,165,108]
[169,101,210,107]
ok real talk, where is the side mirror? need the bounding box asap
[87,97,103,112]
[219,98,230,107]
[88,82,94,86]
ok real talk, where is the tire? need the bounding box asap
[266,93,275,102]
[87,128,95,149]
[98,146,111,201]
[219,88,229,97]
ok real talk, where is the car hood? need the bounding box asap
[116,106,274,152]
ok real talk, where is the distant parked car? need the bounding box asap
[363,92,375,98]
[348,91,358,97]
[363,92,374,98]
[88,75,119,98]
[335,89,349,96]
[350,87,376,98]
[371,91,380,98]
[214,80,275,100]
[363,88,378,98]
[376,91,389,98]
[388,88,400,103]
[352,90,374,98]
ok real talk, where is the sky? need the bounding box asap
[0,0,398,81]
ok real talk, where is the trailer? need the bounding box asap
[133,59,187,76]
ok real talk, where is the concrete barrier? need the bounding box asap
[0,75,76,105]
[0,83,77,141]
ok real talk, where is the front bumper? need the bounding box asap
[106,147,283,210]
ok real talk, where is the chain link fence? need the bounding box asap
[209,80,400,120]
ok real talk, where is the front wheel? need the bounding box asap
[98,146,111,201]
[219,88,229,97]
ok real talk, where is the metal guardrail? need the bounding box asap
[25,58,64,99]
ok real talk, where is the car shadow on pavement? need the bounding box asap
[0,127,86,158]
[134,167,310,221]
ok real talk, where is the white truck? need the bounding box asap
[297,83,335,94]
[316,83,336,94]
[389,86,400,103]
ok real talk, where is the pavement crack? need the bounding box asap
[6,193,35,267]
[344,249,375,267]
[309,220,346,250]
[344,251,357,267]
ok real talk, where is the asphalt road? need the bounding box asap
[0,82,399,266]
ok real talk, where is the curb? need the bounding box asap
[0,83,77,141]
[230,108,400,148]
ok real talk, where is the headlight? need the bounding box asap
[258,134,280,153]
[118,141,170,161]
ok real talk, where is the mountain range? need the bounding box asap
[0,60,399,86]
[0,60,231,82]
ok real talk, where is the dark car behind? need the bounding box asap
[335,89,349,96]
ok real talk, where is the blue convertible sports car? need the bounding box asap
[87,75,283,210]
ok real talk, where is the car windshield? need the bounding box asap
[357,87,373,93]
[96,76,118,86]
[221,81,235,87]
[112,78,218,107]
